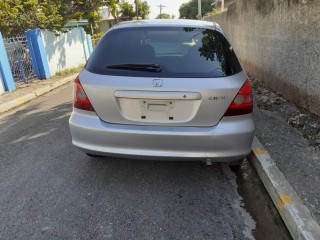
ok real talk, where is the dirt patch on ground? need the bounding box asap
[250,75,320,150]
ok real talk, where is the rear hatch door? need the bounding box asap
[79,70,246,127]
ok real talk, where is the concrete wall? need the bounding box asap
[98,19,118,33]
[41,28,89,76]
[205,0,320,115]
[214,0,237,10]
[0,32,15,92]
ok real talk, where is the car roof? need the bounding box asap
[111,19,222,32]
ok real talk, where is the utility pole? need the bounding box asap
[197,0,202,20]
[221,0,224,12]
[157,4,165,19]
[135,0,139,20]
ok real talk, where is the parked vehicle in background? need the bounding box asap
[69,19,255,165]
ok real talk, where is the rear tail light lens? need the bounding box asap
[74,77,95,112]
[224,80,253,116]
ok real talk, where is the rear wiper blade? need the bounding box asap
[106,64,162,72]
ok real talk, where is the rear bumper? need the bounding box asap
[69,109,255,161]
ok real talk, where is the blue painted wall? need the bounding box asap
[0,32,15,91]
[25,29,51,79]
[86,34,93,55]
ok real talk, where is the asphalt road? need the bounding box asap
[0,83,290,240]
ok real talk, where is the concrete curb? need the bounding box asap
[0,74,77,114]
[248,136,320,240]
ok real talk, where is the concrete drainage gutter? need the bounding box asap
[248,136,320,240]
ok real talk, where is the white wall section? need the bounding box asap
[41,28,90,76]
[0,71,5,95]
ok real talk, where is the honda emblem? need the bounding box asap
[153,79,163,87]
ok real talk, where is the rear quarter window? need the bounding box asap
[85,26,242,78]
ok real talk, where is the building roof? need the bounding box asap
[63,20,89,28]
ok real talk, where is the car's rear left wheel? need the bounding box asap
[85,153,103,158]
[228,158,245,167]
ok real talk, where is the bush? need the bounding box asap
[92,32,104,39]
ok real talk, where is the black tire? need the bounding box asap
[228,158,244,167]
[85,153,103,158]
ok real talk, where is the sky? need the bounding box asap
[127,0,191,19]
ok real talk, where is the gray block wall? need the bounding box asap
[205,0,320,115]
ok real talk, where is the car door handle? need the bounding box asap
[114,91,202,100]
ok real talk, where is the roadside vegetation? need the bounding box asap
[54,65,84,78]
[179,0,217,19]
[251,77,320,149]
[92,32,104,40]
[0,0,150,37]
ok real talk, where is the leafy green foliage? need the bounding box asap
[92,32,104,39]
[0,0,150,37]
[0,0,65,36]
[156,13,171,19]
[0,0,116,36]
[63,0,108,33]
[106,0,120,18]
[179,0,216,19]
[119,1,135,18]
[137,1,150,19]
[119,0,149,20]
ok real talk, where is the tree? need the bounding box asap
[0,0,65,36]
[63,0,110,17]
[0,0,110,36]
[156,13,171,19]
[179,0,216,19]
[106,0,120,19]
[137,1,150,19]
[63,0,112,33]
[0,0,147,37]
[119,1,135,18]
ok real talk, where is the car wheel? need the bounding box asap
[85,153,103,158]
[228,158,244,167]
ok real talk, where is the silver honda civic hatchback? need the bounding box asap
[69,19,255,165]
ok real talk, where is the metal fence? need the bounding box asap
[3,35,39,85]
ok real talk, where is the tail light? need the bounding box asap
[74,77,95,111]
[224,80,253,116]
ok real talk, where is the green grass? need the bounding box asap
[54,65,84,77]
[206,9,223,16]
[300,128,318,146]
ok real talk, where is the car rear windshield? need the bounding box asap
[85,26,242,78]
